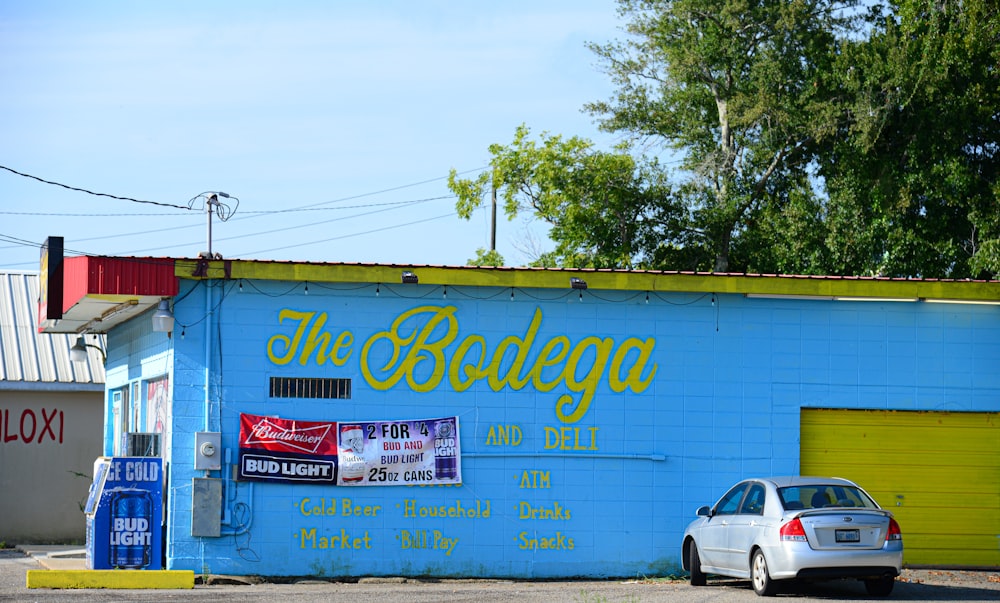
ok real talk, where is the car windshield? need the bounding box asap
[777,484,879,510]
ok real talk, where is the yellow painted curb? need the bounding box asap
[26,569,195,589]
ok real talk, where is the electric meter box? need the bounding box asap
[195,431,222,470]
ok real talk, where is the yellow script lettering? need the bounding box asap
[361,305,458,392]
[267,309,354,366]
[271,304,657,424]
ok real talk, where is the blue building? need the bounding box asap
[41,250,1000,577]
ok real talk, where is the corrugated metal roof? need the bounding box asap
[0,271,104,388]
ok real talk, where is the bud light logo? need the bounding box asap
[434,419,458,481]
[109,489,152,569]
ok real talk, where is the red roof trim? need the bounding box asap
[63,256,179,312]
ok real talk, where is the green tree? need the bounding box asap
[586,0,855,272]
[452,1,999,278]
[466,248,505,267]
[448,125,683,269]
[821,0,1000,278]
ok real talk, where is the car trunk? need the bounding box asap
[798,510,892,550]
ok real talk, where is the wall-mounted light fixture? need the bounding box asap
[923,298,1000,305]
[401,271,418,284]
[70,335,106,364]
[745,293,834,301]
[834,296,918,303]
[151,299,175,333]
[570,278,588,290]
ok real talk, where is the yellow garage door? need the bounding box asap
[801,408,999,568]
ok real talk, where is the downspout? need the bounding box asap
[204,281,212,432]
[198,280,213,574]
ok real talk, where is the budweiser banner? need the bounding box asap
[337,416,461,486]
[238,413,462,486]
[239,413,338,483]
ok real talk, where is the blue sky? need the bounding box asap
[0,1,623,270]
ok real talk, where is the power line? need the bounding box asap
[0,165,491,266]
[236,212,458,257]
[0,196,455,230]
[0,233,42,248]
[0,211,181,217]
[240,196,455,215]
[0,164,194,211]
[112,197,452,257]
[266,168,485,213]
[0,196,458,219]
[0,232,171,266]
[0,164,486,222]
[60,197,450,253]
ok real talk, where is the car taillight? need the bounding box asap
[886,518,902,542]
[780,518,808,542]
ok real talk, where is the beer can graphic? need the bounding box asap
[433,419,458,481]
[109,489,152,569]
[339,424,365,483]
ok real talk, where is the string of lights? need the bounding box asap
[232,277,716,307]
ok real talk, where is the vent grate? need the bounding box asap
[269,377,351,399]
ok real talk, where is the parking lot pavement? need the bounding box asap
[3,547,999,602]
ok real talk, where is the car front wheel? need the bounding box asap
[751,550,777,596]
[689,543,706,586]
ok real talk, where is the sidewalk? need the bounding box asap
[15,544,87,570]
[16,544,195,589]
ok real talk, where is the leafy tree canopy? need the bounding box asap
[450,0,1000,278]
[821,0,1000,278]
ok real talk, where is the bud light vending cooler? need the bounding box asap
[85,457,163,570]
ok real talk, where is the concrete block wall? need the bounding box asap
[127,279,1000,577]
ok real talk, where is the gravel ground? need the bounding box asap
[897,567,1000,589]
[2,548,998,602]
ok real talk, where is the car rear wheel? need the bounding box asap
[751,550,777,596]
[689,543,706,586]
[864,575,895,597]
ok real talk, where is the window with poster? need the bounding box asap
[113,379,170,456]
[146,376,169,435]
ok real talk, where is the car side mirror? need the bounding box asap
[696,505,712,517]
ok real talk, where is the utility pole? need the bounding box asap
[201,192,234,259]
[205,193,219,258]
[490,183,497,252]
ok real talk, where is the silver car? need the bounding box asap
[681,476,903,597]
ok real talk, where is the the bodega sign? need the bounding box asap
[266,305,657,424]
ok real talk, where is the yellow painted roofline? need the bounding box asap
[174,259,1000,303]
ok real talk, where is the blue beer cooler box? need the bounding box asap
[85,457,164,570]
